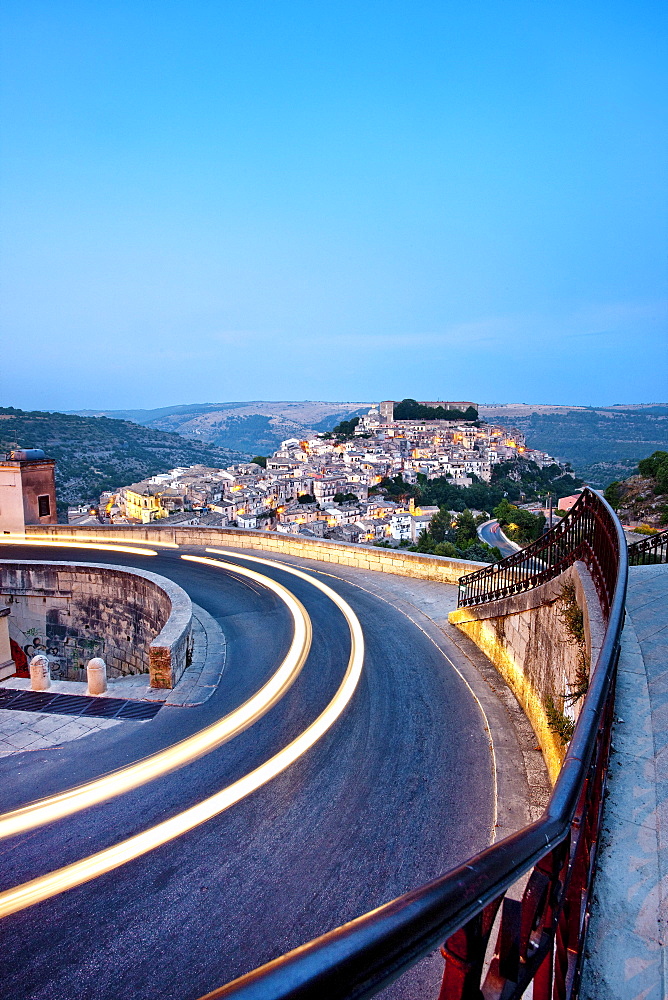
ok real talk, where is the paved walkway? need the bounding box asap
[0,604,226,756]
[582,564,668,999]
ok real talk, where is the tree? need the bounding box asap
[251,455,267,468]
[455,509,477,549]
[638,451,668,495]
[603,481,622,510]
[297,493,316,504]
[428,508,454,543]
[494,500,545,543]
[393,399,478,421]
[333,492,359,504]
[325,417,360,440]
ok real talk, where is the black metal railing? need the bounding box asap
[628,527,668,566]
[457,489,620,619]
[199,490,627,1000]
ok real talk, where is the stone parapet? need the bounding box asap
[23,524,486,584]
[449,561,606,782]
[0,560,192,689]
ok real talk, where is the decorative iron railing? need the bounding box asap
[199,490,627,1000]
[628,527,668,566]
[457,488,620,618]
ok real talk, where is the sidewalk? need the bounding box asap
[581,564,668,999]
[0,603,226,756]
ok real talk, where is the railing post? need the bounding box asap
[439,899,501,999]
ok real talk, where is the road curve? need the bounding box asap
[477,518,519,558]
[0,542,495,1000]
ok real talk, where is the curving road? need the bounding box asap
[477,518,519,558]
[0,542,495,1000]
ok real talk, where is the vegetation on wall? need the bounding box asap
[545,695,575,746]
[558,583,589,704]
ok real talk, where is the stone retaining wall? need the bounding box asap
[449,561,606,782]
[0,560,192,689]
[24,524,486,584]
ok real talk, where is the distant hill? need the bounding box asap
[70,401,372,456]
[479,404,668,488]
[0,408,246,508]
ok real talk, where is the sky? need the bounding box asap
[1,1,667,411]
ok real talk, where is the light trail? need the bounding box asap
[0,554,364,918]
[0,559,312,840]
[0,537,158,557]
[0,532,178,549]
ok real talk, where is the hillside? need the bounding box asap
[605,451,668,528]
[479,404,668,487]
[0,408,246,508]
[71,401,372,456]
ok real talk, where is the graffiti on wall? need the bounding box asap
[8,612,105,681]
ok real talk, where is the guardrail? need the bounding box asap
[199,489,627,1000]
[628,527,668,566]
[457,489,620,619]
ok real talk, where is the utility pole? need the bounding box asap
[547,493,553,529]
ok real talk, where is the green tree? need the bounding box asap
[251,455,267,468]
[603,481,622,510]
[428,508,454,543]
[455,509,477,548]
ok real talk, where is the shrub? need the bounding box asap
[545,695,575,746]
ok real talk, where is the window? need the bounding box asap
[38,495,51,517]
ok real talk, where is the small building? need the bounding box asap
[558,492,584,512]
[0,449,57,533]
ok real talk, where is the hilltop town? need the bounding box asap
[70,399,570,549]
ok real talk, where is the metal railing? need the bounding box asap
[628,527,668,566]
[457,489,620,619]
[199,490,627,1000]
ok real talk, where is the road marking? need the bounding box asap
[0,554,363,918]
[0,558,312,841]
[225,553,500,845]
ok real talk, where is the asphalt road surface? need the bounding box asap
[0,543,495,1000]
[477,519,518,558]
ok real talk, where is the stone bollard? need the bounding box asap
[86,657,107,695]
[29,654,51,691]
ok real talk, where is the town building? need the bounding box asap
[0,449,57,533]
[101,400,563,548]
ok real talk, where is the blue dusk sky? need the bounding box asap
[1,1,666,411]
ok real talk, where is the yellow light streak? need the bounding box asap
[0,554,363,918]
[0,559,312,841]
[1,532,178,549]
[0,537,158,557]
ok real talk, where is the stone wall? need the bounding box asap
[24,524,486,585]
[449,561,606,782]
[0,560,192,689]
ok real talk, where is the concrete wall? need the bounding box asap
[0,465,28,533]
[449,561,606,782]
[0,607,12,680]
[20,460,58,526]
[24,524,486,585]
[0,560,192,689]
